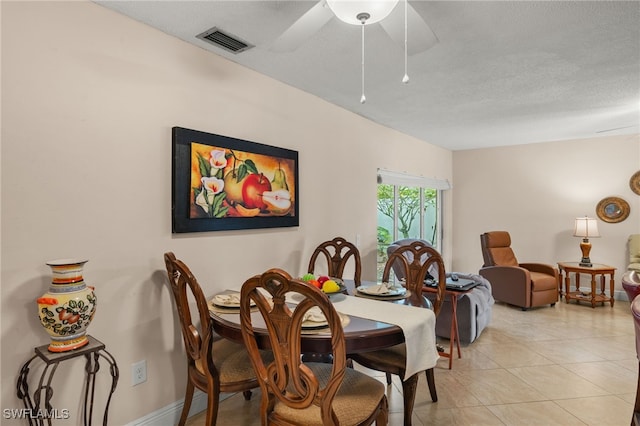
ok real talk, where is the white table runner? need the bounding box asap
[331,295,439,380]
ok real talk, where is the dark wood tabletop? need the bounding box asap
[210,279,431,355]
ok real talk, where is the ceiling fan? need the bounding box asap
[271,0,438,55]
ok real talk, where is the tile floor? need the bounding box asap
[187,299,637,425]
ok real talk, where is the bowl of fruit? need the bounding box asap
[300,274,347,296]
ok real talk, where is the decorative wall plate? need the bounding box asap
[596,196,630,223]
[630,170,640,195]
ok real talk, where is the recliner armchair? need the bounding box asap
[629,234,640,272]
[479,231,558,310]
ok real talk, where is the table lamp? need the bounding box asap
[573,216,600,267]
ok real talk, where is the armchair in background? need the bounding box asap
[629,234,640,272]
[479,231,558,310]
[622,271,640,425]
[630,291,640,426]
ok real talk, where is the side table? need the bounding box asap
[423,280,473,369]
[558,262,616,308]
[16,335,119,426]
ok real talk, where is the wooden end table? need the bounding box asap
[422,279,474,369]
[558,262,616,308]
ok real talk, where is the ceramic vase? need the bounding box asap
[37,259,97,352]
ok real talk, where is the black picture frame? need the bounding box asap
[172,127,299,233]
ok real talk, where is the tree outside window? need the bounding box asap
[376,184,438,280]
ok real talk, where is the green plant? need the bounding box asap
[377,184,437,243]
[377,226,391,244]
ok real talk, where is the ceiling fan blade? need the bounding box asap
[380,2,438,55]
[271,1,334,52]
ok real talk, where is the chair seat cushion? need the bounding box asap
[273,364,386,426]
[530,272,557,292]
[195,338,270,384]
[351,344,407,370]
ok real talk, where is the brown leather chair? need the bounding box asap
[479,231,558,310]
[308,237,362,287]
[164,252,264,426]
[350,241,445,426]
[240,268,388,425]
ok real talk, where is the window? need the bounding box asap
[376,170,450,280]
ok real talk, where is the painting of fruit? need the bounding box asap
[189,142,295,219]
[172,127,298,233]
[242,173,272,209]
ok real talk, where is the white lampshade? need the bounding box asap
[574,217,600,238]
[326,0,399,25]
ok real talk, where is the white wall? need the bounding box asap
[1,2,452,424]
[452,135,640,298]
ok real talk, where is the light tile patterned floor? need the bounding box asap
[187,299,637,426]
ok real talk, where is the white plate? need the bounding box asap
[301,319,329,329]
[357,284,407,297]
[211,293,256,308]
[301,311,349,330]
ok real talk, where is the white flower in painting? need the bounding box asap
[196,177,225,213]
[201,176,224,194]
[209,149,227,170]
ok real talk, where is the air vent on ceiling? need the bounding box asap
[196,27,254,54]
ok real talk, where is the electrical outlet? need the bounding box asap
[356,234,361,248]
[131,360,147,386]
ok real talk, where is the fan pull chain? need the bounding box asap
[402,0,409,84]
[360,20,366,104]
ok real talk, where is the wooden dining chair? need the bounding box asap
[240,268,388,426]
[349,241,446,426]
[308,237,362,287]
[164,252,264,426]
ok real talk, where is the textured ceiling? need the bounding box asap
[95,0,640,150]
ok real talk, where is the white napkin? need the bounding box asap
[303,307,326,323]
[364,283,390,294]
[213,293,241,306]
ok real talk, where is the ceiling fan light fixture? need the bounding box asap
[326,0,399,25]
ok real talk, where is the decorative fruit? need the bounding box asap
[309,279,322,289]
[322,280,341,293]
[271,161,289,191]
[317,276,330,285]
[222,200,240,217]
[242,173,271,210]
[301,273,316,282]
[223,170,246,205]
[235,204,261,217]
[262,189,292,215]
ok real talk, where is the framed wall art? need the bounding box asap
[172,127,299,233]
[630,170,640,196]
[596,196,630,224]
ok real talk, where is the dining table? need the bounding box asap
[209,278,439,381]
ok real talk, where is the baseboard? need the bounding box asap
[126,390,233,426]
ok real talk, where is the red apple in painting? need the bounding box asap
[242,173,272,210]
